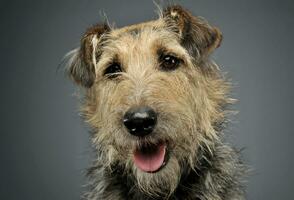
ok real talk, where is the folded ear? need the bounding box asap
[163,5,222,59]
[67,23,110,88]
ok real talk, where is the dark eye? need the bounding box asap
[104,63,122,79]
[160,55,180,71]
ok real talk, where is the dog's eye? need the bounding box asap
[104,63,122,79]
[160,55,180,71]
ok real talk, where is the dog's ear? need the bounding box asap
[67,23,110,88]
[163,5,222,59]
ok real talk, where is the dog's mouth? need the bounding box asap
[133,141,168,173]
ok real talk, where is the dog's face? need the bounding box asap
[68,6,228,197]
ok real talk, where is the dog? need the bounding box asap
[66,5,246,200]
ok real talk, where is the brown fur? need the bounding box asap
[66,5,246,200]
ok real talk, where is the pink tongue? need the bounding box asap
[133,144,166,172]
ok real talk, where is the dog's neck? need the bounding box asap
[107,157,207,200]
[87,141,245,200]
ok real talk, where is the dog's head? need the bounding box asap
[67,5,229,197]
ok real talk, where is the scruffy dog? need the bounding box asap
[67,5,246,200]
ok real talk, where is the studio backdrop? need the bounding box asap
[1,0,293,199]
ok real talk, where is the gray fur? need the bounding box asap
[82,138,246,200]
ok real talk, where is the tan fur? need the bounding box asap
[67,5,245,200]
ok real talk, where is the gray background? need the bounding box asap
[1,0,293,199]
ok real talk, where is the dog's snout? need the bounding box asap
[123,106,157,137]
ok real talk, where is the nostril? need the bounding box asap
[123,106,157,137]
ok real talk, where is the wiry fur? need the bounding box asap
[66,5,247,200]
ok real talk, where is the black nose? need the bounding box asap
[123,106,157,137]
